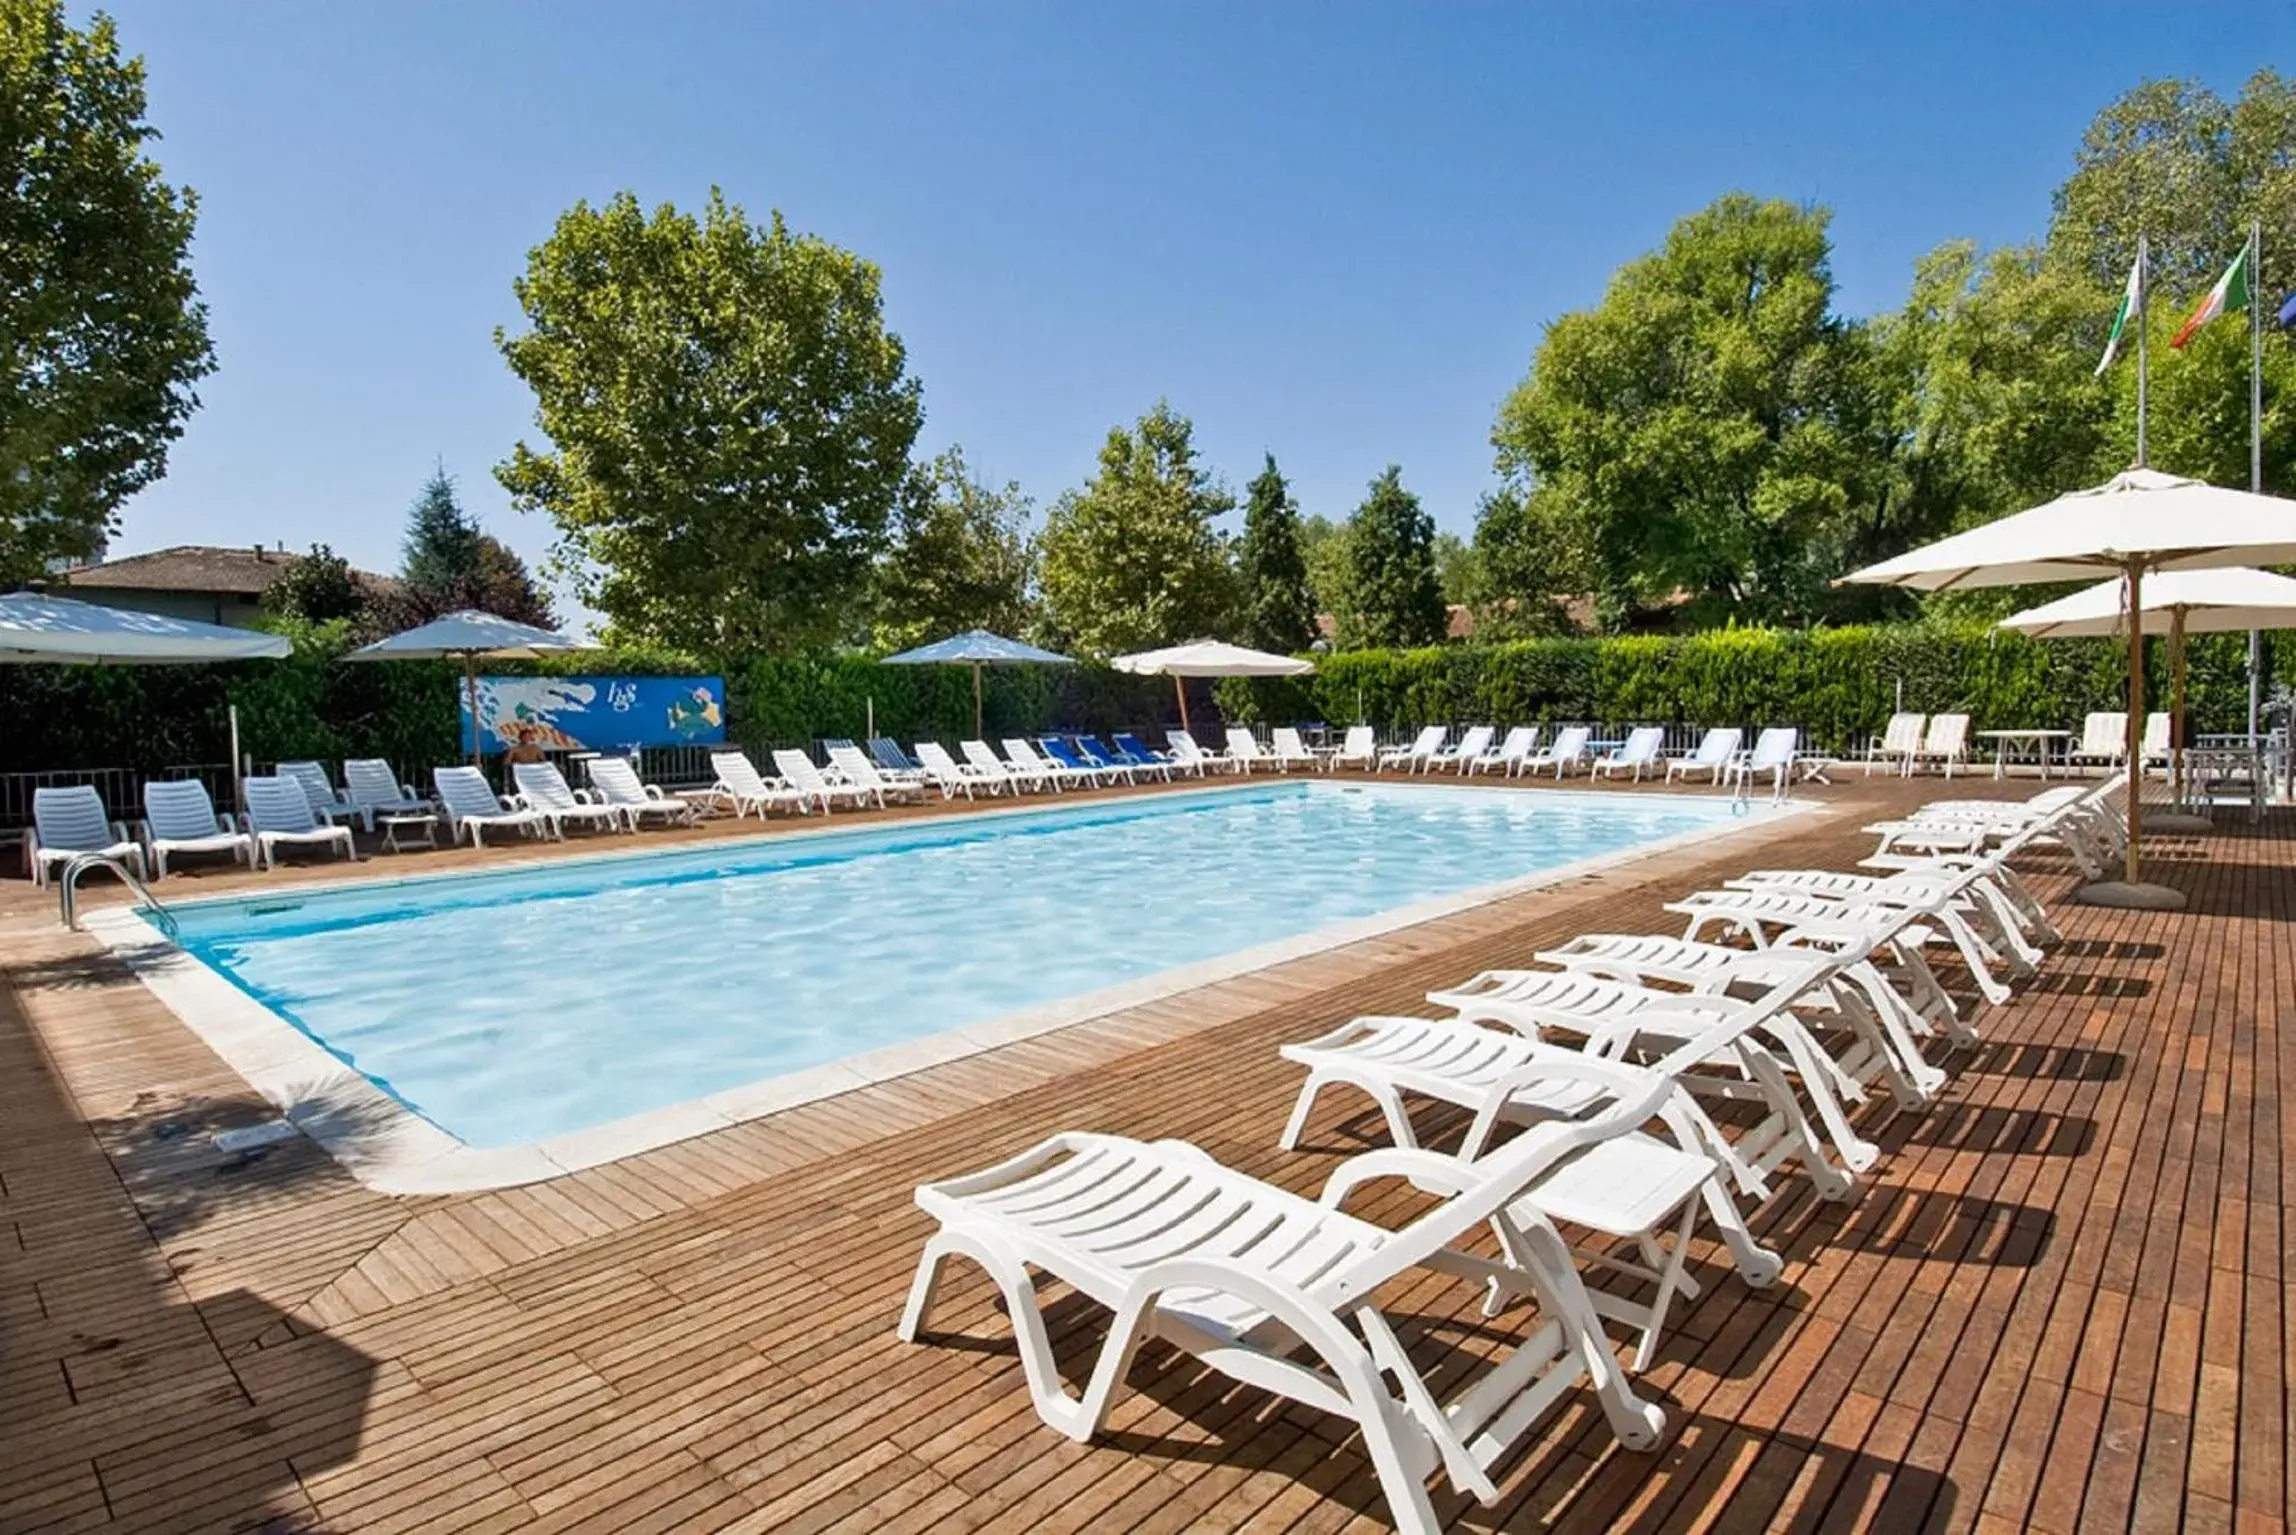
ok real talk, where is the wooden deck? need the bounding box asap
[0,773,2287,1532]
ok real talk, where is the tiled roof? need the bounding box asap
[56,545,393,595]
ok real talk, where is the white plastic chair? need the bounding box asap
[142,779,255,876]
[28,785,144,887]
[1377,726,1447,773]
[1726,728,1800,798]
[1591,727,1666,781]
[1664,727,1743,784]
[433,765,553,847]
[1910,714,1972,778]
[2065,711,2129,771]
[240,775,356,868]
[1471,725,1538,776]
[1864,713,1927,777]
[1526,725,1592,778]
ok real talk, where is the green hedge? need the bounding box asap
[1216,622,2272,753]
[0,620,2271,774]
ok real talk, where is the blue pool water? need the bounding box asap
[157,782,1739,1147]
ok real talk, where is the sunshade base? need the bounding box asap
[2073,880,2188,911]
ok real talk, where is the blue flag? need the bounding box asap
[2280,289,2296,330]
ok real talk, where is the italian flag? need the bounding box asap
[2171,244,2251,348]
[2096,254,2142,374]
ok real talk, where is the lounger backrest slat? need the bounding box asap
[1551,725,1590,758]
[1341,725,1376,758]
[828,745,887,789]
[1271,726,1309,758]
[1410,725,1446,756]
[772,749,830,795]
[34,786,118,853]
[1749,727,1798,768]
[1925,713,1970,754]
[243,775,322,833]
[2077,712,2126,757]
[1453,725,1493,758]
[434,765,510,818]
[587,757,651,805]
[1883,712,1926,755]
[1624,726,1666,761]
[512,761,583,810]
[1495,725,1536,759]
[2141,711,2171,755]
[917,742,971,781]
[868,737,917,773]
[276,761,341,816]
[144,779,227,840]
[1692,727,1741,764]
[1224,727,1261,759]
[345,759,414,808]
[711,750,774,798]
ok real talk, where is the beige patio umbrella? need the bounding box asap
[1109,639,1314,734]
[2000,567,2296,811]
[1845,468,2296,906]
[348,610,586,764]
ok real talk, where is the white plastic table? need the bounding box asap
[1979,729,2070,780]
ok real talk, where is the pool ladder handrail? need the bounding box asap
[57,851,179,938]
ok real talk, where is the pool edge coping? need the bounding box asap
[83,784,1824,1195]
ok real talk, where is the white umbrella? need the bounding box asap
[1847,469,2296,902]
[2002,568,2296,811]
[1109,639,1314,734]
[348,610,585,763]
[0,591,292,663]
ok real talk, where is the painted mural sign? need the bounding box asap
[460,675,727,755]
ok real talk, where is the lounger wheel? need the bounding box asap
[1616,1401,1668,1452]
[1739,1251,1784,1289]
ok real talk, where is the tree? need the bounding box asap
[1466,485,1588,638]
[1431,531,1480,607]
[263,545,368,626]
[1235,454,1315,653]
[1297,513,1352,641]
[0,0,213,585]
[1492,194,1894,629]
[873,446,1036,650]
[1036,402,1236,654]
[401,464,485,601]
[1344,466,1446,648]
[495,190,921,654]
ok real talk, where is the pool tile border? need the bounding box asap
[85,785,1819,1194]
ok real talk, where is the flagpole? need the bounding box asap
[2251,219,2265,736]
[2136,232,2149,467]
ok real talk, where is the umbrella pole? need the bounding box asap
[973,662,983,740]
[1174,675,1189,735]
[2170,606,2187,808]
[2123,562,2144,884]
[466,655,482,767]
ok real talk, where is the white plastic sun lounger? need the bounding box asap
[1224,727,1280,773]
[901,1068,1678,1533]
[828,744,927,806]
[28,785,145,886]
[774,749,873,814]
[964,738,1042,791]
[2140,710,2171,772]
[1525,725,1592,778]
[1277,1012,1783,1369]
[1470,725,1538,776]
[1725,728,1800,798]
[241,775,356,868]
[1166,731,1238,776]
[1591,727,1666,782]
[1864,712,1926,776]
[703,750,805,818]
[1378,725,1448,773]
[343,759,434,832]
[917,741,1002,798]
[1665,728,1742,784]
[513,761,629,834]
[1669,880,2021,1009]
[1425,960,1876,1200]
[1323,724,1379,772]
[586,756,696,827]
[142,779,255,876]
[1004,737,1095,789]
[275,761,361,827]
[1427,725,1495,775]
[433,765,553,847]
[1268,726,1319,771]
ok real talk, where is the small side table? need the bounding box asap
[1979,729,2070,780]
[378,811,440,853]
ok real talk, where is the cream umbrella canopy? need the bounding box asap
[1845,469,2296,903]
[1109,639,1314,734]
[348,610,586,764]
[2000,567,2296,809]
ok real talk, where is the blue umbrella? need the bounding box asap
[882,628,1071,738]
[349,609,585,763]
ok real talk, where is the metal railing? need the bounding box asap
[57,851,177,936]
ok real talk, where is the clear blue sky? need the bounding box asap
[92,1,2288,621]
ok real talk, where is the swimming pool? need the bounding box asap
[122,781,1758,1177]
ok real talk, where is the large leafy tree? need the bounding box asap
[1035,401,1236,654]
[1492,195,1895,630]
[1236,453,1314,653]
[873,446,1036,650]
[0,0,213,585]
[263,545,368,627]
[496,190,921,653]
[1343,466,1446,648]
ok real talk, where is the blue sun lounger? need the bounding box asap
[1038,735,1129,785]
[1086,735,1170,781]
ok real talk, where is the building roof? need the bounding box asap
[55,544,393,596]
